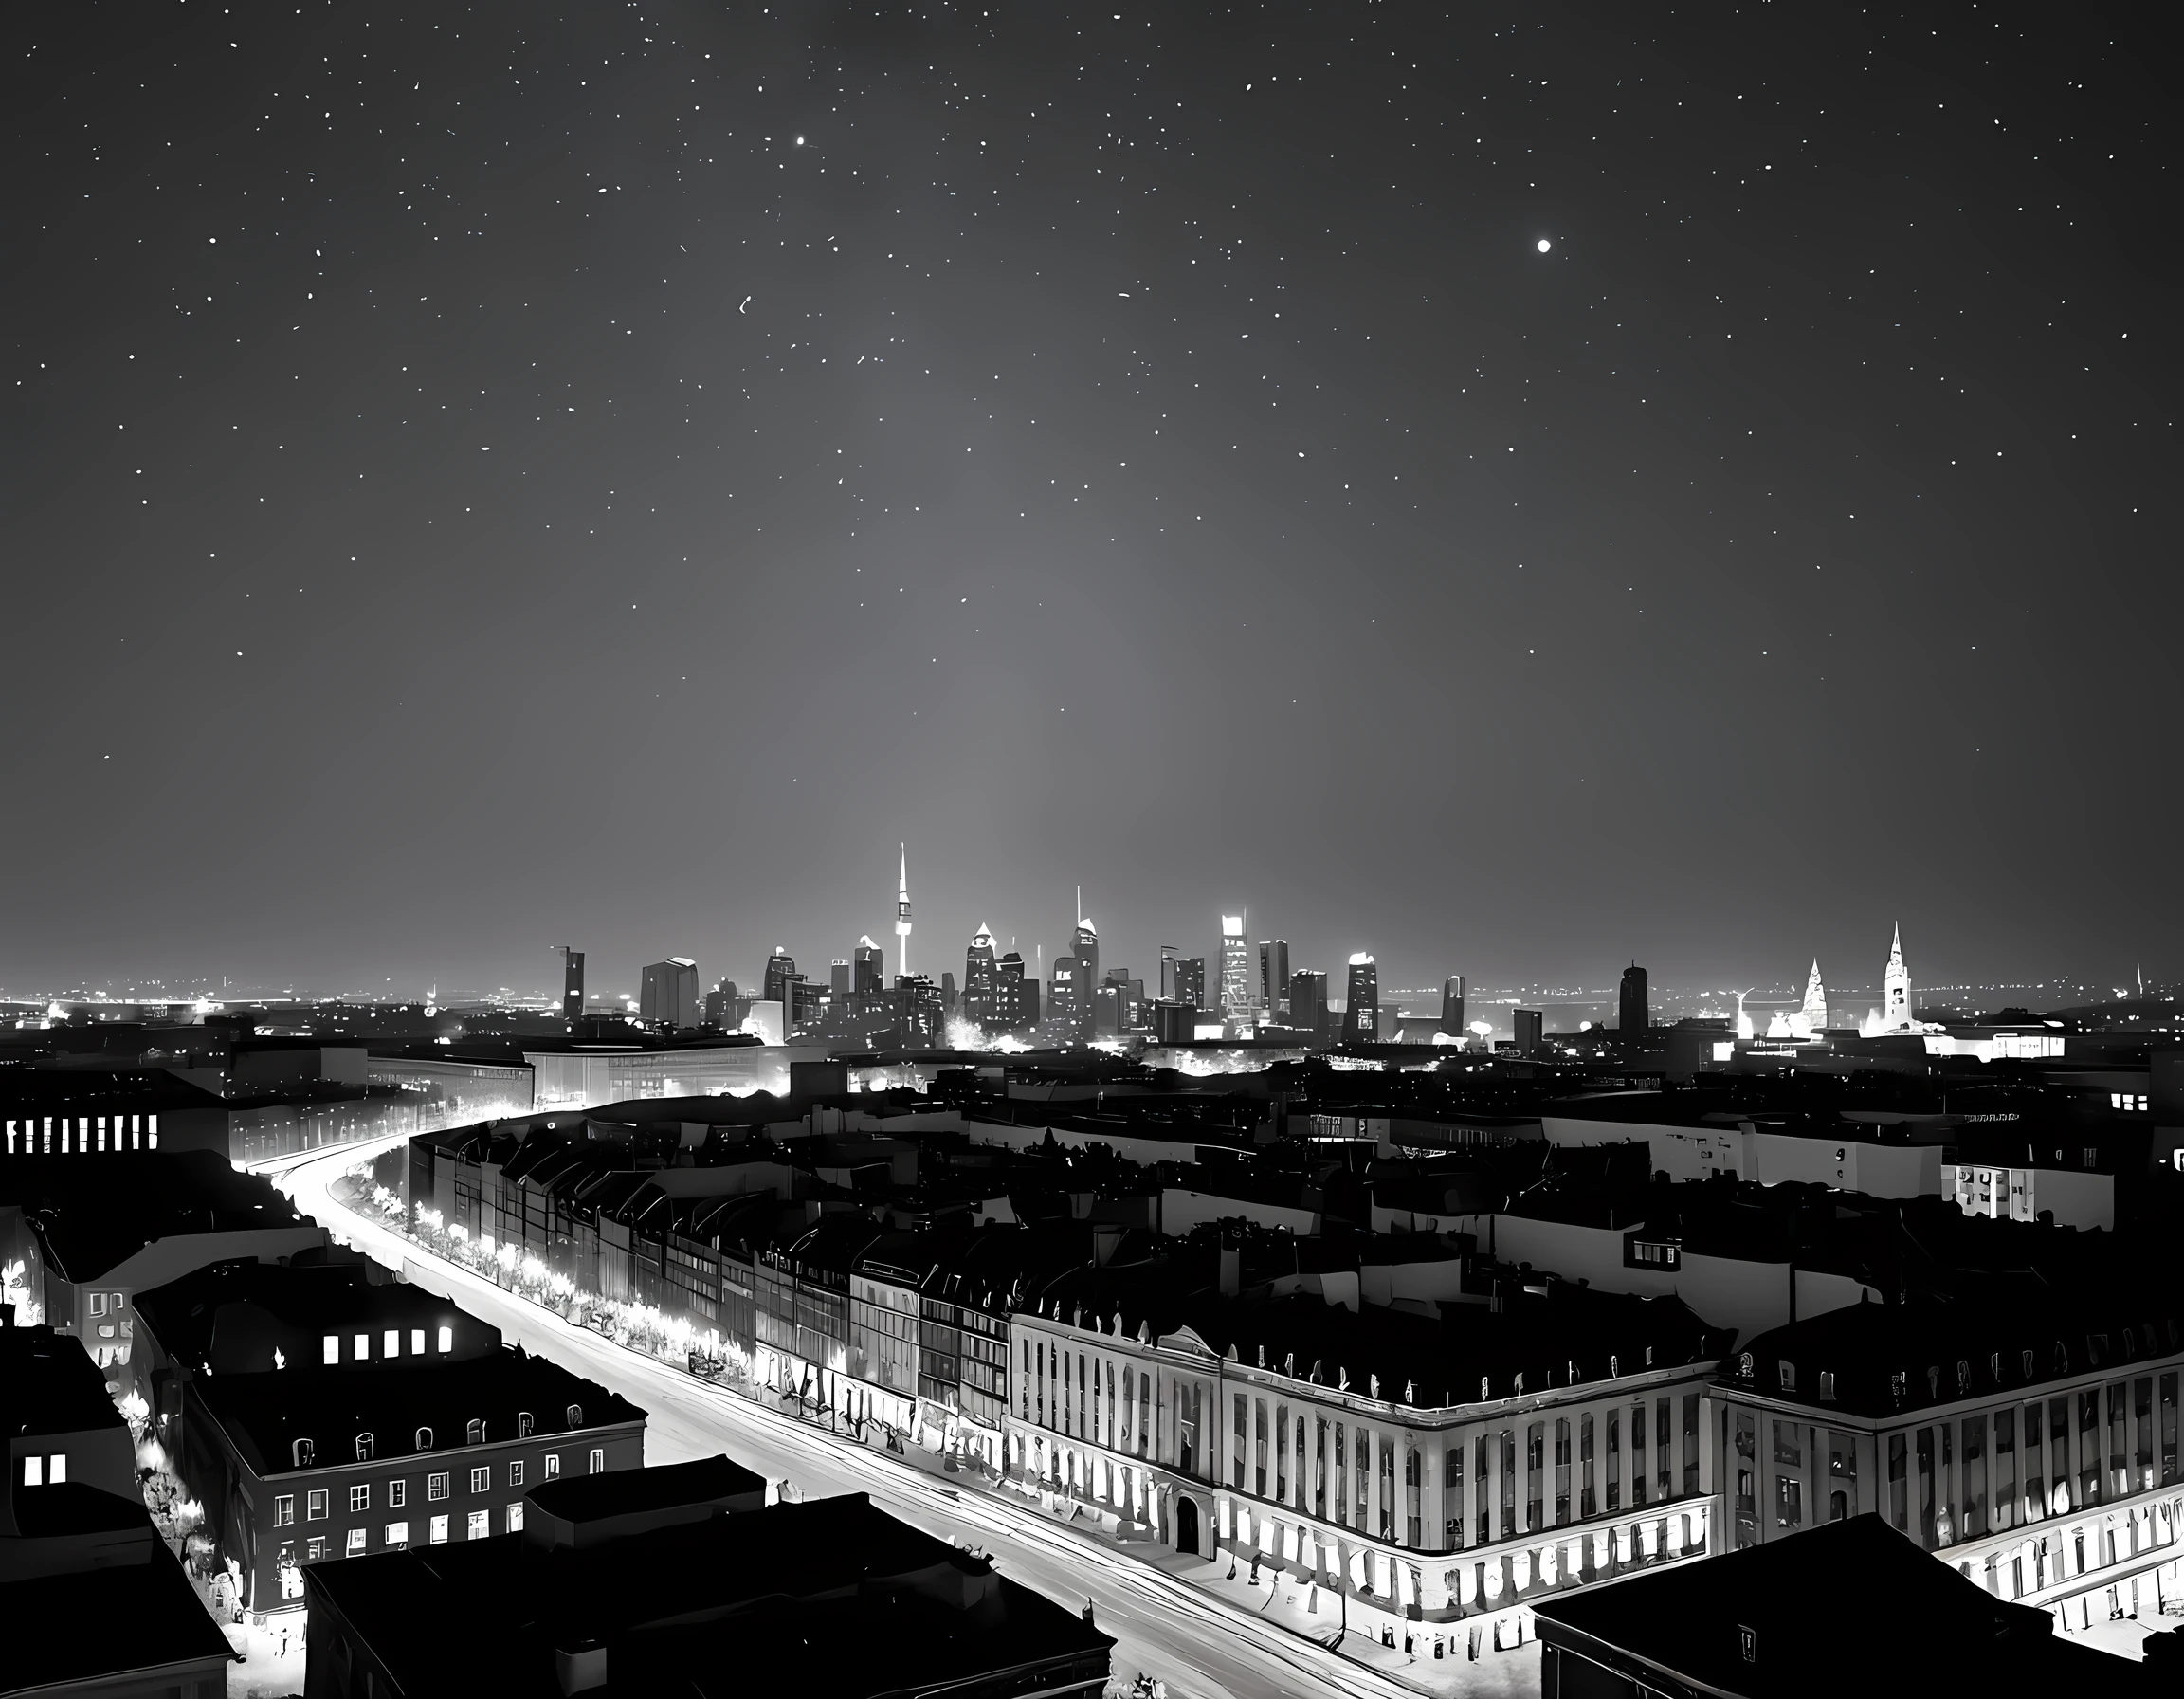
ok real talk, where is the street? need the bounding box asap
[274,1137,1539,1699]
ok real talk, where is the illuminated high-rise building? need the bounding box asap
[1048,954,1083,1044]
[1259,939,1289,1017]
[964,924,998,1022]
[1619,962,1649,1034]
[1074,913,1101,1019]
[1340,952,1379,1043]
[853,936,884,996]
[895,845,914,978]
[1173,956,1207,1008]
[1800,959,1829,1034]
[1884,925,1911,1030]
[1219,916,1251,1024]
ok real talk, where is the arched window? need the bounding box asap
[355,1433,374,1462]
[415,1427,434,1452]
[466,1419,485,1446]
[293,1438,316,1468]
[565,1403,584,1428]
[518,1412,535,1438]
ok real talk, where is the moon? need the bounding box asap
[1537,238,1553,253]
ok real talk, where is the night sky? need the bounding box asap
[7,1,2176,1001]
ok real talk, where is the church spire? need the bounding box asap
[894,844,913,978]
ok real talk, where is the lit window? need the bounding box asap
[354,1334,369,1361]
[428,1473,448,1502]
[21,1457,41,1487]
[48,1454,64,1484]
[506,1502,525,1533]
[437,1325,453,1353]
[544,1454,560,1478]
[306,1538,327,1562]
[410,1329,426,1356]
[429,1515,449,1544]
[346,1528,367,1556]
[350,1485,371,1513]
[388,1480,406,1508]
[275,1496,295,1527]
[508,1460,524,1487]
[322,1336,339,1365]
[589,1449,604,1475]
[307,1490,329,1521]
[466,1510,490,1540]
[383,1330,399,1359]
[470,1467,490,1494]
[384,1522,409,1549]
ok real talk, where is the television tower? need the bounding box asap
[895,844,914,979]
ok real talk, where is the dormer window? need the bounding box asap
[1777,1361,1796,1393]
[293,1438,316,1469]
[466,1419,485,1446]
[415,1427,434,1452]
[518,1412,535,1438]
[1738,1352,1754,1379]
[1819,1372,1837,1403]
[355,1433,374,1462]
[565,1403,584,1428]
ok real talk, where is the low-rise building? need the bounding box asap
[0,1318,236,1699]
[301,1464,1112,1699]
[0,1151,325,1389]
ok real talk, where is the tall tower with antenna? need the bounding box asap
[895,845,913,979]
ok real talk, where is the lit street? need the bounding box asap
[273,1136,1538,1699]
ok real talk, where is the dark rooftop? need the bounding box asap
[0,1536,236,1694]
[0,1324,130,1441]
[1534,1514,2150,1695]
[0,1151,320,1283]
[524,1452,764,1530]
[193,1345,644,1476]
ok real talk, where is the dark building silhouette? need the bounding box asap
[1288,969,1329,1041]
[1620,961,1650,1034]
[852,937,884,996]
[829,959,852,997]
[995,951,1032,1030]
[1260,939,1290,1017]
[701,979,740,1027]
[558,949,585,1022]
[1439,975,1466,1038]
[1171,955,1207,1009]
[1341,953,1379,1043]
[1514,1007,1544,1051]
[761,948,798,1011]
[639,958,699,1030]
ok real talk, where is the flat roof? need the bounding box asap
[0,1529,234,1695]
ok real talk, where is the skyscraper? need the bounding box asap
[1800,959,1829,1033]
[558,947,586,1022]
[1259,939,1290,1017]
[1884,925,1911,1030]
[895,845,914,979]
[762,947,798,1011]
[1174,956,1208,1008]
[853,936,884,996]
[1048,954,1083,1044]
[1158,944,1179,1002]
[1619,962,1650,1035]
[829,959,852,997]
[1341,953,1379,1043]
[1219,916,1251,1025]
[640,958,700,1029]
[1514,1008,1544,1051]
[1073,914,1101,1020]
[964,924,998,1023]
[703,979,740,1028]
[1438,975,1466,1038]
[1288,969,1329,1042]
[995,950,1028,1029]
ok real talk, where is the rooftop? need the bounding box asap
[0,1323,130,1442]
[0,1151,319,1282]
[193,1345,644,1476]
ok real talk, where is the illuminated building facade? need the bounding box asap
[1884,924,1912,1030]
[895,845,914,978]
[996,951,1035,1032]
[1220,917,1251,1026]
[963,925,998,1023]
[1799,959,1829,1034]
[1341,953,1380,1043]
[1048,956,1084,1046]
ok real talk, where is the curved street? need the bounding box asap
[270,1136,1538,1699]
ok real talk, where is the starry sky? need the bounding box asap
[6,0,2177,1002]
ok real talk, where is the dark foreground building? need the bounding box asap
[304,1457,1112,1699]
[1532,1513,2157,1696]
[1,1318,236,1699]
